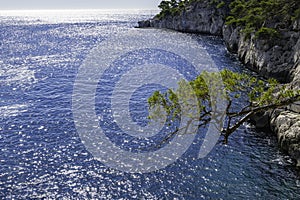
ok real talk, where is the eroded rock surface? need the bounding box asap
[138,1,300,165]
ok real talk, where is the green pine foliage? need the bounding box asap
[156,0,300,34]
[255,27,280,40]
[148,70,300,143]
[216,1,226,9]
[225,0,300,39]
[156,0,183,19]
[156,0,226,19]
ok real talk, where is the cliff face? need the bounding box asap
[139,1,300,165]
[139,1,300,83]
[223,22,300,83]
[148,1,228,35]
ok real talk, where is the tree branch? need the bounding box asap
[222,94,300,143]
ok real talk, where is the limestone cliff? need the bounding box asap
[223,20,300,83]
[149,0,228,35]
[138,0,300,165]
[139,1,299,82]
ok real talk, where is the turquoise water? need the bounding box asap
[0,10,299,199]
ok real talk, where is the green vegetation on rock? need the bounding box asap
[156,0,299,38]
[225,0,300,39]
[156,0,226,19]
[255,27,280,40]
[216,1,226,9]
[157,0,183,19]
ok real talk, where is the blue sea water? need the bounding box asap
[0,10,299,199]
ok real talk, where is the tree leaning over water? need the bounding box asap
[148,70,300,144]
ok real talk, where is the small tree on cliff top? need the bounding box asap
[157,0,186,18]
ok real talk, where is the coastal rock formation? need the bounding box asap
[139,0,228,35]
[270,110,300,166]
[223,25,300,83]
[138,0,300,165]
[139,2,299,83]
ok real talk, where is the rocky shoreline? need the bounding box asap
[138,0,300,166]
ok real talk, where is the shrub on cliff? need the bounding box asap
[157,0,182,19]
[255,27,279,40]
[226,0,300,39]
[156,0,227,19]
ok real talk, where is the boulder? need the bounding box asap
[138,20,151,28]
[270,111,300,165]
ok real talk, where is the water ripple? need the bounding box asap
[0,10,299,199]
